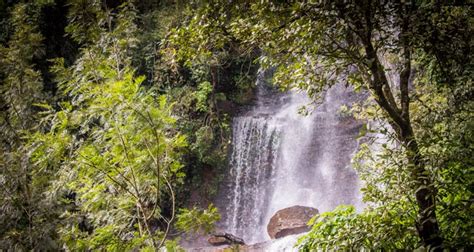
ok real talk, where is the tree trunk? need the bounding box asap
[402,128,443,250]
[363,39,443,250]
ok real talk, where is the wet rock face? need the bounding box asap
[267,205,319,239]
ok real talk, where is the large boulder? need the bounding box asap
[267,205,318,239]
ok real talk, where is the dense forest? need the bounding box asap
[0,0,472,251]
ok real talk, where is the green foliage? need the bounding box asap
[26,2,190,250]
[298,204,418,251]
[166,2,231,68]
[64,0,103,45]
[0,2,44,133]
[410,63,474,247]
[37,70,186,249]
[0,2,56,250]
[192,125,214,160]
[195,81,213,112]
[176,204,221,235]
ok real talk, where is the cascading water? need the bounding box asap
[225,116,280,239]
[218,71,364,247]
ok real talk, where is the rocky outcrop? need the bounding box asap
[267,205,318,239]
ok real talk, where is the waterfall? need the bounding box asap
[218,72,364,246]
[225,116,280,240]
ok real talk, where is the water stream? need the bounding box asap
[218,71,364,247]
